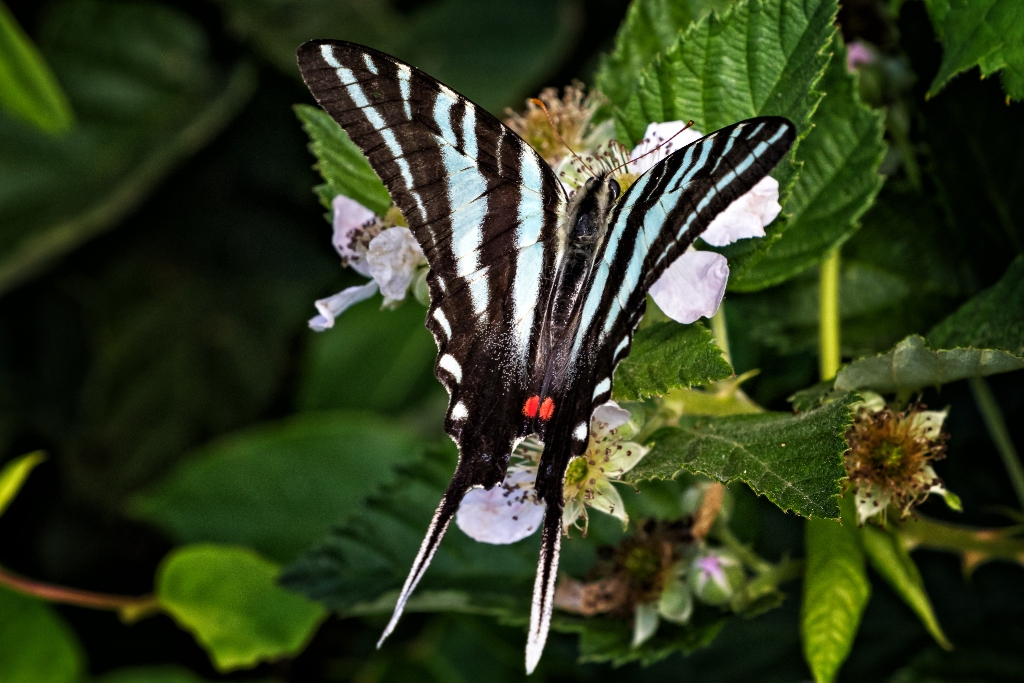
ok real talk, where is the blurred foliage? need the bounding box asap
[0,0,1022,682]
[212,0,582,113]
[0,0,74,134]
[0,0,256,296]
[156,545,325,671]
[130,412,425,563]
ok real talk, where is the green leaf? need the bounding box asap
[730,36,886,290]
[280,446,540,614]
[130,413,424,563]
[0,0,256,296]
[215,0,579,112]
[928,255,1024,356]
[614,0,885,285]
[295,104,391,215]
[156,545,326,672]
[860,523,951,650]
[625,393,856,519]
[0,586,84,683]
[298,297,440,414]
[616,0,835,148]
[612,321,732,401]
[0,450,44,518]
[834,335,1024,393]
[923,0,1024,102]
[594,0,733,108]
[0,1,74,133]
[801,498,870,683]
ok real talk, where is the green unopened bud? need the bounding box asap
[412,265,431,306]
[688,551,744,606]
[657,571,693,624]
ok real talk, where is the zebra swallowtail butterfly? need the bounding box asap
[297,39,794,672]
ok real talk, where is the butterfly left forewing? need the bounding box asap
[297,39,570,645]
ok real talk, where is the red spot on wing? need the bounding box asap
[523,395,540,418]
[539,397,555,421]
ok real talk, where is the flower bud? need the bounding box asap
[688,551,744,606]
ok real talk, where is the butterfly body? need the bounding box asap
[296,39,795,672]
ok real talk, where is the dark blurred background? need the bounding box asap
[0,0,1022,681]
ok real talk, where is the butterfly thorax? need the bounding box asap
[536,175,621,391]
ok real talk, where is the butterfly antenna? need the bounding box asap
[606,120,695,176]
[530,98,598,178]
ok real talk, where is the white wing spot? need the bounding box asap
[439,354,462,383]
[592,377,611,400]
[433,308,452,339]
[573,422,588,441]
[451,401,469,421]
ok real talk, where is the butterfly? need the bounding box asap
[297,39,795,672]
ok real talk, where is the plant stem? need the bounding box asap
[969,376,1024,510]
[0,564,158,621]
[897,515,1024,566]
[819,247,841,381]
[711,303,732,366]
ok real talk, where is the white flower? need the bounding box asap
[562,401,647,535]
[455,469,546,544]
[628,121,782,325]
[700,175,781,247]
[647,250,730,324]
[331,195,377,276]
[310,196,429,329]
[308,281,379,331]
[366,227,426,303]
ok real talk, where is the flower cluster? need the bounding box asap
[308,196,426,331]
[845,394,960,524]
[553,481,756,648]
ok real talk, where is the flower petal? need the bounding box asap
[455,470,545,545]
[632,602,660,647]
[700,176,780,247]
[589,478,628,528]
[649,250,729,324]
[855,483,892,524]
[332,195,377,260]
[592,400,631,434]
[629,121,703,174]
[909,409,948,440]
[307,281,379,331]
[366,227,426,302]
[602,440,649,477]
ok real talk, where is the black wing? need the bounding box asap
[524,118,796,669]
[296,40,567,646]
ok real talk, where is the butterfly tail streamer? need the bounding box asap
[377,478,469,647]
[526,493,564,674]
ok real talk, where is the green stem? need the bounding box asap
[897,514,1024,564]
[819,247,841,381]
[710,303,732,366]
[714,524,774,574]
[969,376,1024,510]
